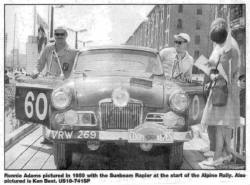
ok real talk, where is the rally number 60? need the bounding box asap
[24,91,48,120]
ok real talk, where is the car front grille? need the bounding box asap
[100,101,143,129]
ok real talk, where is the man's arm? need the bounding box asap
[31,46,49,78]
[37,47,49,72]
[183,58,194,81]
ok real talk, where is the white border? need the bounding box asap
[1,1,249,185]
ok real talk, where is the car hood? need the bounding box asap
[73,75,164,108]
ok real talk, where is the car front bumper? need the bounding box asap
[45,127,193,144]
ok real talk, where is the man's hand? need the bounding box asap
[210,73,219,81]
[204,82,211,90]
[31,72,39,79]
[181,76,192,83]
[181,73,192,83]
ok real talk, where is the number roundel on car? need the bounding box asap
[191,95,200,121]
[24,91,48,121]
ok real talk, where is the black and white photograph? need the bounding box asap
[1,1,248,184]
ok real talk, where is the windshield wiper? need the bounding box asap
[149,73,164,79]
[114,69,127,72]
[83,69,93,71]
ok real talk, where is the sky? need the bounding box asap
[5,5,153,54]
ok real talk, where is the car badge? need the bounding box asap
[112,87,130,107]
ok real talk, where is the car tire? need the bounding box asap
[165,142,183,170]
[53,143,72,170]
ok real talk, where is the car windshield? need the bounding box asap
[74,49,163,75]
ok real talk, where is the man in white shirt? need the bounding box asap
[160,33,194,82]
[32,26,78,79]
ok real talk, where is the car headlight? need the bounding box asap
[51,88,72,110]
[169,92,189,113]
[163,111,185,129]
[64,110,78,125]
[112,88,130,107]
[54,113,64,124]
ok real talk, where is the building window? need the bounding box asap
[156,11,159,28]
[166,31,169,46]
[147,21,151,47]
[178,5,183,13]
[195,35,200,44]
[197,8,202,15]
[166,17,170,29]
[160,5,164,20]
[194,50,200,59]
[159,25,163,48]
[151,16,155,46]
[230,5,243,20]
[196,20,201,30]
[177,19,182,29]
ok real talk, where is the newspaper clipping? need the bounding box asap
[1,1,248,185]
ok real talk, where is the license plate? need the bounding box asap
[47,129,98,140]
[128,131,173,143]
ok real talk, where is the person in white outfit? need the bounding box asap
[201,18,241,167]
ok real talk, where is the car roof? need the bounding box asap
[79,45,159,55]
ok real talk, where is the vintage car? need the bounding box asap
[15,45,206,169]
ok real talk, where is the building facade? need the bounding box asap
[26,36,38,73]
[11,49,19,69]
[126,5,215,63]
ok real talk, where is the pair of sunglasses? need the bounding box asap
[54,33,65,37]
[174,40,186,45]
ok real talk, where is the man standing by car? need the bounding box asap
[160,33,194,82]
[32,26,78,144]
[32,26,78,79]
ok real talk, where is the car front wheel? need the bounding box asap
[53,143,72,170]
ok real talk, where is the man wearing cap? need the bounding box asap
[32,26,78,79]
[31,27,78,144]
[160,33,194,82]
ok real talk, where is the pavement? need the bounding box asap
[4,121,245,170]
[5,122,39,152]
[190,123,246,170]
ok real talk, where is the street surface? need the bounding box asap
[5,126,208,170]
